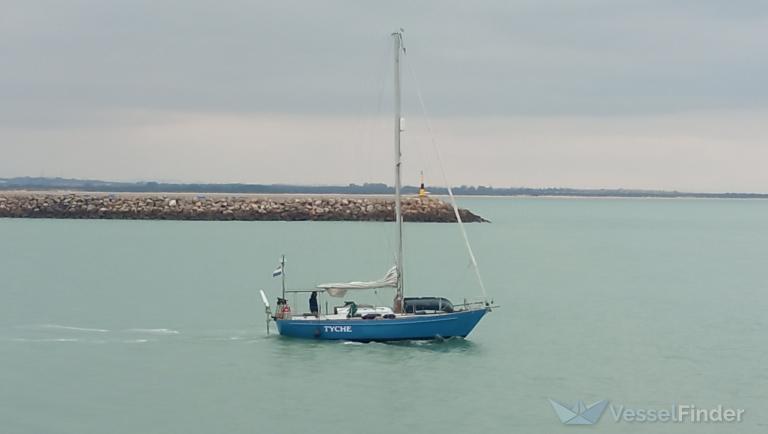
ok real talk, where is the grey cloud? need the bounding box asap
[2,0,768,121]
[3,1,768,192]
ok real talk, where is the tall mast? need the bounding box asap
[392,31,404,306]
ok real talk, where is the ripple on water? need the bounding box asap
[124,328,180,335]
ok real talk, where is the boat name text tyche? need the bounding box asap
[324,326,352,333]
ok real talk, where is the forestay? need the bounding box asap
[317,266,398,297]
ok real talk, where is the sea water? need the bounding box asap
[1,197,767,433]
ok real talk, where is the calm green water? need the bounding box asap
[1,197,767,433]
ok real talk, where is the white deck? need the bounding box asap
[287,305,395,321]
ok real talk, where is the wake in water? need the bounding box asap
[124,328,180,335]
[10,337,83,343]
[13,324,181,335]
[333,336,478,353]
[4,324,260,344]
[4,337,152,344]
[4,324,185,344]
[16,324,110,333]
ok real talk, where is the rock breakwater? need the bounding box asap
[0,192,487,223]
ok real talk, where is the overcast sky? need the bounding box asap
[2,1,767,192]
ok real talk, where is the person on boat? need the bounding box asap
[309,291,319,317]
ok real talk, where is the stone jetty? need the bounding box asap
[0,192,486,223]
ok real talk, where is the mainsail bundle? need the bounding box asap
[317,266,398,297]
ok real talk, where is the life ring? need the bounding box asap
[276,304,291,319]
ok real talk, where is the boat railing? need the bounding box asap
[453,298,495,311]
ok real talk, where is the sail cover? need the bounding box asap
[317,266,398,297]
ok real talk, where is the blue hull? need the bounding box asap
[276,308,488,341]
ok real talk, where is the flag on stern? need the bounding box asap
[272,264,283,278]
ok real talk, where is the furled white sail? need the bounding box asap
[317,266,398,297]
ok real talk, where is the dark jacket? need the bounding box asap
[309,292,319,313]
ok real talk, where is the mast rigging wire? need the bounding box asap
[403,53,489,302]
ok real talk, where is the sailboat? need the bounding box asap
[258,31,492,341]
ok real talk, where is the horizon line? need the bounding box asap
[1,176,767,197]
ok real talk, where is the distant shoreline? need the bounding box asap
[2,177,767,199]
[2,190,766,201]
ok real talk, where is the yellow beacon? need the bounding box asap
[418,171,429,198]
